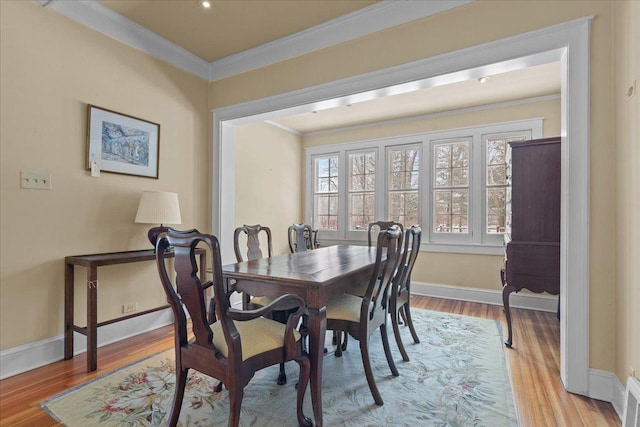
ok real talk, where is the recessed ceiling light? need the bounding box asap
[477,76,490,84]
[201,1,212,9]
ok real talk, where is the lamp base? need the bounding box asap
[148,225,169,251]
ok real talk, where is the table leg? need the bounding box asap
[87,267,98,372]
[64,262,74,360]
[306,306,326,427]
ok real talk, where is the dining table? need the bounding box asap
[221,244,380,427]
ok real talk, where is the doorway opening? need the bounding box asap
[212,17,592,396]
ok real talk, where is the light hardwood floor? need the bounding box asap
[0,296,620,426]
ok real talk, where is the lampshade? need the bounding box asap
[135,191,181,249]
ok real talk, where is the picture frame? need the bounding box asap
[86,105,160,179]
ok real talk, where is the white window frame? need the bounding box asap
[305,118,542,253]
[428,136,474,245]
[345,147,379,241]
[310,152,341,241]
[386,142,422,230]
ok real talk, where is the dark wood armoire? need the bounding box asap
[501,136,561,347]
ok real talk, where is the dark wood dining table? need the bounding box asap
[221,244,379,427]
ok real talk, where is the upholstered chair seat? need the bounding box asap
[211,317,302,360]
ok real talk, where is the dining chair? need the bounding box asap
[233,224,297,385]
[390,225,422,362]
[337,220,405,353]
[324,225,404,406]
[156,229,311,427]
[288,223,319,253]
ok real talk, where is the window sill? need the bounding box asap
[420,242,504,256]
[317,239,504,256]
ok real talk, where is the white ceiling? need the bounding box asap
[43,0,560,134]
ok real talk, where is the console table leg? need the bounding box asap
[502,283,516,348]
[87,267,98,372]
[64,263,74,360]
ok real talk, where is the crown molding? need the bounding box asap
[36,0,212,80]
[36,0,473,82]
[207,0,474,82]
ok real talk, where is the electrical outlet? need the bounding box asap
[631,367,637,378]
[122,302,138,313]
[20,170,52,190]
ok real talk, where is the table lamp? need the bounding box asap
[134,191,182,250]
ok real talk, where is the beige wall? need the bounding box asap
[234,122,303,255]
[209,1,619,376]
[614,1,640,385]
[303,98,561,289]
[0,2,209,349]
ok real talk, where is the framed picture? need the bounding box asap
[86,105,160,178]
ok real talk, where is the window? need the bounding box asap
[313,155,339,230]
[348,151,376,230]
[432,140,469,233]
[388,146,420,228]
[485,134,526,234]
[305,119,542,254]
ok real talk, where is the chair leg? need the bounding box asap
[334,331,343,357]
[391,308,410,362]
[168,368,188,427]
[399,305,407,325]
[277,363,287,385]
[341,332,348,351]
[227,385,244,427]
[295,355,313,427]
[380,322,399,377]
[359,336,383,406]
[403,303,420,344]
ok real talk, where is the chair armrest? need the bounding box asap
[228,294,304,320]
[228,294,306,359]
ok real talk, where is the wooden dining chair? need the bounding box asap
[288,223,318,253]
[325,225,404,406]
[156,229,311,427]
[390,225,422,362]
[233,224,297,385]
[337,220,405,353]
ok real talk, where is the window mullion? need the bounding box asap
[377,143,385,220]
[471,134,483,244]
[337,149,347,239]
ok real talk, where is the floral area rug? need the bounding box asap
[41,309,517,426]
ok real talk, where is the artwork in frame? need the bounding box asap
[86,105,160,179]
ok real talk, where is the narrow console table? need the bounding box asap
[64,249,206,372]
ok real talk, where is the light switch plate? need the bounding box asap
[20,171,52,190]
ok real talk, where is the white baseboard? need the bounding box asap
[412,281,559,312]
[0,308,173,380]
[589,369,626,421]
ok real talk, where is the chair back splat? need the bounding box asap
[368,220,404,247]
[156,229,312,427]
[233,224,272,262]
[288,223,318,253]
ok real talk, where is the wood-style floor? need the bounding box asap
[0,296,620,426]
